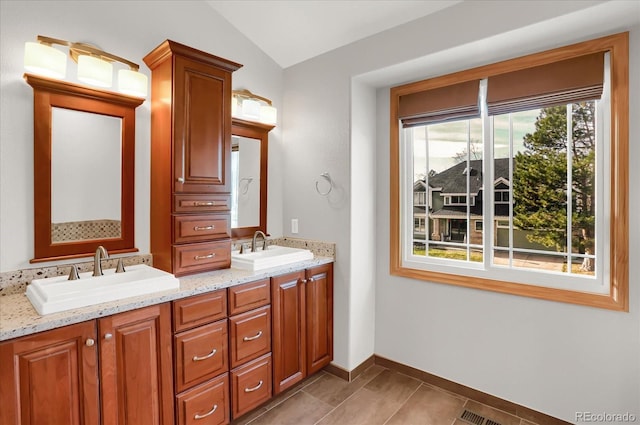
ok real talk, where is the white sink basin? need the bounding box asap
[26,264,180,315]
[231,245,313,271]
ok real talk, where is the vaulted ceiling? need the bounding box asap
[206,0,462,68]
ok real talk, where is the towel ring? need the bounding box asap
[315,172,333,196]
[239,177,253,195]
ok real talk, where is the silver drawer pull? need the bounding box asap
[194,404,218,419]
[194,201,216,206]
[192,348,217,362]
[193,225,215,231]
[243,330,263,342]
[177,177,185,183]
[244,380,263,393]
[194,253,215,260]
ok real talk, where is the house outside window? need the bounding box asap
[392,33,629,311]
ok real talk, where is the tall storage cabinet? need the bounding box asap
[144,40,242,276]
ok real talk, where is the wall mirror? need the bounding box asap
[231,117,273,239]
[26,74,143,262]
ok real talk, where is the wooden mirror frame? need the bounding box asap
[231,117,273,239]
[26,74,143,262]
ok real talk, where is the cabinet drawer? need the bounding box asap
[231,353,272,419]
[176,373,230,425]
[173,290,227,332]
[174,214,230,243]
[228,279,270,316]
[174,194,231,213]
[173,240,231,276]
[229,306,271,369]
[175,320,229,393]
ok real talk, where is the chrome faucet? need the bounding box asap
[251,231,267,252]
[93,246,109,277]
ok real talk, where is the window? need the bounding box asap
[414,191,427,205]
[390,33,629,311]
[494,190,509,204]
[444,195,475,206]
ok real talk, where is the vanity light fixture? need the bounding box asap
[24,35,148,98]
[77,54,112,87]
[232,89,277,125]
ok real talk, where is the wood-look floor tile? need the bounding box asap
[385,384,467,425]
[363,369,422,399]
[248,391,333,425]
[315,387,400,425]
[317,370,421,425]
[231,407,267,425]
[303,365,385,406]
[261,371,327,412]
[463,400,521,425]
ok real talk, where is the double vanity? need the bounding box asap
[0,245,334,424]
[0,38,334,425]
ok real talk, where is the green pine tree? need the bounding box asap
[512,102,596,264]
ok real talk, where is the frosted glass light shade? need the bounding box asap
[241,99,261,120]
[118,69,148,98]
[24,42,66,79]
[231,96,240,117]
[77,55,112,87]
[260,105,277,125]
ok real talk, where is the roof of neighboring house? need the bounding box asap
[414,158,511,195]
[413,180,428,192]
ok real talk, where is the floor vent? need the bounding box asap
[460,410,503,425]
[460,410,486,425]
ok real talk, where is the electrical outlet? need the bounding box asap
[291,218,299,234]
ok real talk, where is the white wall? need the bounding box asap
[0,0,284,271]
[283,0,640,421]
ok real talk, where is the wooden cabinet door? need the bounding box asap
[173,55,232,194]
[271,271,306,394]
[98,303,174,425]
[305,264,334,375]
[0,321,99,425]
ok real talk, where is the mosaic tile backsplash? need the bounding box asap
[51,219,121,242]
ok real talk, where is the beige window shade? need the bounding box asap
[487,52,605,115]
[398,80,480,128]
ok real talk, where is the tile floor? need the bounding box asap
[231,365,539,425]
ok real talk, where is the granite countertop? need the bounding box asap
[0,257,333,341]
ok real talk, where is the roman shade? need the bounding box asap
[487,52,605,115]
[398,79,480,128]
